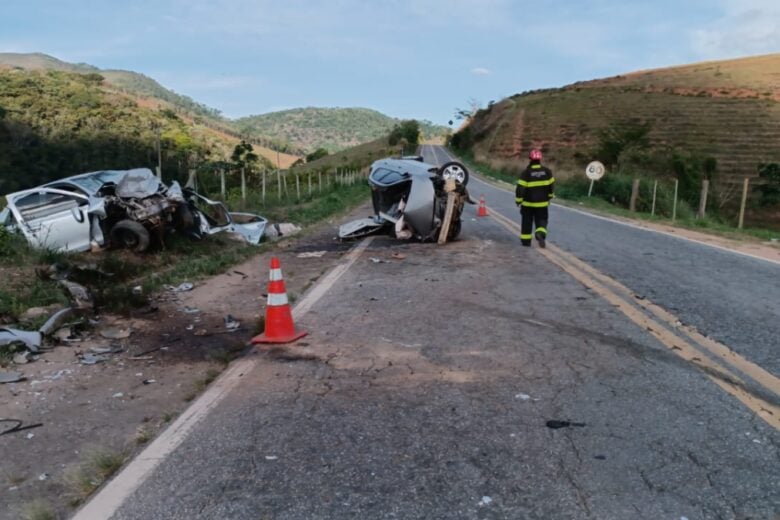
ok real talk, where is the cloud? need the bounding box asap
[691,0,780,58]
[471,67,491,76]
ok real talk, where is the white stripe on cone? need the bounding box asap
[267,292,289,306]
[269,268,283,281]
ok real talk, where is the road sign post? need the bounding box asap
[672,178,679,221]
[651,180,658,216]
[738,177,750,229]
[585,161,605,197]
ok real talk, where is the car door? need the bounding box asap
[6,188,93,252]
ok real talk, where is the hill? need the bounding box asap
[455,53,780,184]
[0,68,276,194]
[236,107,447,153]
[0,52,224,121]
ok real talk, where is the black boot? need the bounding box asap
[535,231,546,248]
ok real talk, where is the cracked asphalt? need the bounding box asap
[106,173,779,519]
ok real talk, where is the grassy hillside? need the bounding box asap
[0,68,273,194]
[0,52,224,122]
[236,107,447,153]
[457,53,780,184]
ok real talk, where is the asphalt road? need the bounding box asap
[83,150,778,519]
[424,144,780,379]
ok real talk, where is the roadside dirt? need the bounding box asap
[0,204,371,520]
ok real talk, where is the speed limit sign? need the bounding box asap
[586,161,605,180]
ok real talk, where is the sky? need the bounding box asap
[1,0,779,124]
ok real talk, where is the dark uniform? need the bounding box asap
[515,162,555,247]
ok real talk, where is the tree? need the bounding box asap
[757,163,780,207]
[231,140,259,174]
[306,148,329,163]
[388,120,420,149]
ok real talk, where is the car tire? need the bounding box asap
[110,220,151,253]
[437,161,469,185]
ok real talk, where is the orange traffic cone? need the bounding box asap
[251,257,308,344]
[477,194,489,217]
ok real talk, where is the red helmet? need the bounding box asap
[529,149,543,161]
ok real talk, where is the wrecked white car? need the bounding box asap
[1,168,267,253]
[339,156,472,241]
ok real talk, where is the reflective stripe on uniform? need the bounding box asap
[531,164,542,169]
[269,268,283,281]
[536,227,547,236]
[521,201,550,208]
[267,292,289,306]
[520,234,533,240]
[517,178,555,188]
[515,198,523,204]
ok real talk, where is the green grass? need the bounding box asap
[64,448,126,506]
[20,500,55,520]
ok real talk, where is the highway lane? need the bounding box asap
[424,145,780,380]
[75,151,779,519]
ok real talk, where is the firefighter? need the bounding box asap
[515,149,555,248]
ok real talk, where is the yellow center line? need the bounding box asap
[487,207,780,430]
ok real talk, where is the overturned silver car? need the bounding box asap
[0,168,267,253]
[339,157,472,242]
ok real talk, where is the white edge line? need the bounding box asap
[73,237,374,520]
[470,174,780,268]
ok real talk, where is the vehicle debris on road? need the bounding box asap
[0,371,25,384]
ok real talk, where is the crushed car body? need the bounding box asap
[2,168,268,253]
[339,157,473,242]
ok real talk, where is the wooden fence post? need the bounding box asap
[296,174,300,201]
[262,170,266,203]
[220,169,226,198]
[697,179,709,219]
[651,180,658,216]
[629,178,640,212]
[318,172,322,193]
[672,179,679,221]
[738,177,750,229]
[308,174,312,197]
[277,171,282,199]
[241,167,246,204]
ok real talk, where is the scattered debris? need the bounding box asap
[60,280,94,309]
[142,379,157,385]
[594,455,607,460]
[0,328,42,352]
[297,251,327,258]
[0,419,43,436]
[112,392,124,398]
[0,371,25,384]
[515,393,539,401]
[265,455,278,461]
[181,306,201,315]
[12,352,31,365]
[39,308,78,337]
[90,345,123,355]
[194,329,208,336]
[38,473,49,481]
[54,327,74,343]
[100,327,132,340]
[265,223,302,239]
[390,252,407,260]
[369,257,386,264]
[132,285,143,295]
[26,433,34,439]
[479,496,493,506]
[233,270,248,278]
[79,353,109,365]
[166,282,194,292]
[546,420,586,429]
[224,315,241,331]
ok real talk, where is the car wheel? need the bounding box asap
[438,161,469,185]
[110,220,151,253]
